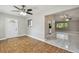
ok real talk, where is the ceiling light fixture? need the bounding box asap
[60,14,72,21]
[20,11,27,16]
[64,14,72,21]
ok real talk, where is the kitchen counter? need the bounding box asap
[46,32,79,52]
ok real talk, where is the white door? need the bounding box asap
[5,19,18,38]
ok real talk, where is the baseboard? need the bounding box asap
[0,34,72,52]
[25,34,73,52]
[25,34,45,42]
[0,34,26,40]
[25,34,55,46]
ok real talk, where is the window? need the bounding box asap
[28,19,32,28]
[55,21,69,30]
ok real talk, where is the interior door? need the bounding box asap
[5,19,18,38]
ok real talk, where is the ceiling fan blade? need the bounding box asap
[13,6,21,10]
[12,10,20,12]
[26,12,32,15]
[27,9,32,11]
[12,5,33,15]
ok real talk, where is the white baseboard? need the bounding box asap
[25,34,45,42]
[25,34,72,52]
[0,34,26,40]
[0,34,72,52]
[25,34,56,46]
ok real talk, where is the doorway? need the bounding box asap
[5,19,18,38]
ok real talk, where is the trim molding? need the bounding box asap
[25,34,73,52]
[25,34,58,47]
[24,34,55,46]
[25,34,45,42]
[0,34,26,40]
[0,34,72,52]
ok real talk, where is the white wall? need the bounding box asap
[26,14,45,40]
[26,5,79,40]
[0,5,79,40]
[0,14,5,38]
[0,12,27,39]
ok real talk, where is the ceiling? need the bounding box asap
[0,5,79,17]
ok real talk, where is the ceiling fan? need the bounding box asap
[12,5,33,15]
